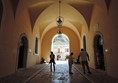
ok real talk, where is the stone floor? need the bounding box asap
[0,61,118,83]
[28,61,91,83]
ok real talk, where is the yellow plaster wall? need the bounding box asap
[0,0,38,78]
[0,0,17,78]
[88,0,118,78]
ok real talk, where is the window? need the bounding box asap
[35,37,38,54]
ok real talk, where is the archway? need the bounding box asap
[51,34,70,61]
[94,33,105,70]
[17,36,28,69]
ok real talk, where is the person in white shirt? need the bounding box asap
[68,52,74,74]
[78,49,91,74]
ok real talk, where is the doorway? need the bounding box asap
[18,36,28,69]
[94,34,105,70]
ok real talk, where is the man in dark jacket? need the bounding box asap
[49,51,55,72]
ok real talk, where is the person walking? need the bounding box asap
[78,48,91,74]
[49,51,56,72]
[68,52,74,74]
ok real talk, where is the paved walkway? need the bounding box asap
[0,61,118,83]
[0,64,47,83]
[28,61,91,83]
[74,64,118,83]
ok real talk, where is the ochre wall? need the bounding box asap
[88,0,118,78]
[0,0,17,78]
[103,0,118,78]
[0,0,39,78]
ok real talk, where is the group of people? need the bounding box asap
[49,48,91,74]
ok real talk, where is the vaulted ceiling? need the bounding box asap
[11,0,110,39]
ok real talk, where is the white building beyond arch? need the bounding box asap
[51,34,70,60]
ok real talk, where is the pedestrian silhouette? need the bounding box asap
[40,57,46,64]
[68,52,74,74]
[49,51,55,72]
[78,49,91,74]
